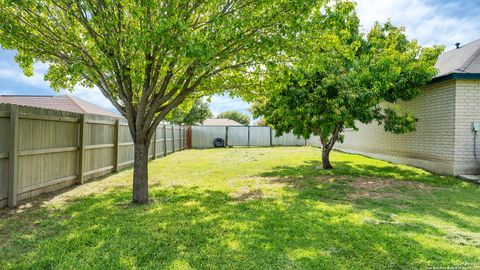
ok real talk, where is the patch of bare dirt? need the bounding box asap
[363,218,407,226]
[445,230,480,247]
[312,175,351,183]
[348,191,405,200]
[393,204,410,210]
[230,175,442,203]
[230,187,264,202]
[266,176,309,189]
[346,177,441,201]
[349,178,435,190]
[262,175,351,189]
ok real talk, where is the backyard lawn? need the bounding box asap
[1,147,479,269]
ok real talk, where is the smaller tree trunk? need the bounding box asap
[319,122,344,170]
[322,146,333,169]
[132,141,149,204]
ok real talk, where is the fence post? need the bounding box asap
[78,115,86,184]
[172,125,175,153]
[179,127,182,151]
[152,127,157,159]
[247,126,251,147]
[181,127,185,150]
[188,127,192,149]
[225,126,229,147]
[8,105,19,207]
[270,127,273,146]
[163,124,167,156]
[113,119,120,172]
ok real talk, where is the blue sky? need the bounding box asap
[1,0,479,122]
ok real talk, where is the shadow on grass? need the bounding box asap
[258,157,480,248]
[1,151,479,269]
[1,182,479,269]
[261,156,457,185]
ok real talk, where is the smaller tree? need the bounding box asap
[217,111,250,126]
[169,99,213,126]
[252,1,442,169]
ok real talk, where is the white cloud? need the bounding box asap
[0,89,15,95]
[0,66,50,89]
[208,0,480,118]
[208,94,252,117]
[2,1,479,118]
[356,0,480,49]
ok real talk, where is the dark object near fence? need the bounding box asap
[213,138,225,147]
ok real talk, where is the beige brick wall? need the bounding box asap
[336,80,460,175]
[453,80,480,175]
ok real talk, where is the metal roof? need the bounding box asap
[0,94,120,117]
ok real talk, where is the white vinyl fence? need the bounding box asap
[191,126,305,148]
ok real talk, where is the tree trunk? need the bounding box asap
[319,122,344,170]
[132,141,149,204]
[322,146,333,169]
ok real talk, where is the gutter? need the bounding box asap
[429,73,480,85]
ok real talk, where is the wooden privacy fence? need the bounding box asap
[0,104,188,208]
[191,126,306,148]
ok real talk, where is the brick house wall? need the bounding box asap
[454,79,480,175]
[334,79,480,175]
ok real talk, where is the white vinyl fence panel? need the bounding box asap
[191,126,308,148]
[191,126,226,148]
[249,127,271,146]
[227,126,249,146]
[272,131,305,146]
[306,135,322,147]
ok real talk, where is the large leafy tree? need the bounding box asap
[251,1,443,169]
[169,99,212,125]
[0,0,322,203]
[217,110,250,126]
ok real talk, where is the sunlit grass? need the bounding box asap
[0,147,479,269]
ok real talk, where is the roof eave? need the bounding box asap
[429,73,480,85]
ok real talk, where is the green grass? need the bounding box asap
[1,147,479,269]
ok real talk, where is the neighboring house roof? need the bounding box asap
[0,94,119,117]
[433,39,480,83]
[201,118,244,126]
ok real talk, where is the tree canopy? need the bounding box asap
[0,0,320,135]
[217,111,250,126]
[169,99,212,125]
[0,0,325,203]
[254,118,268,126]
[251,1,443,169]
